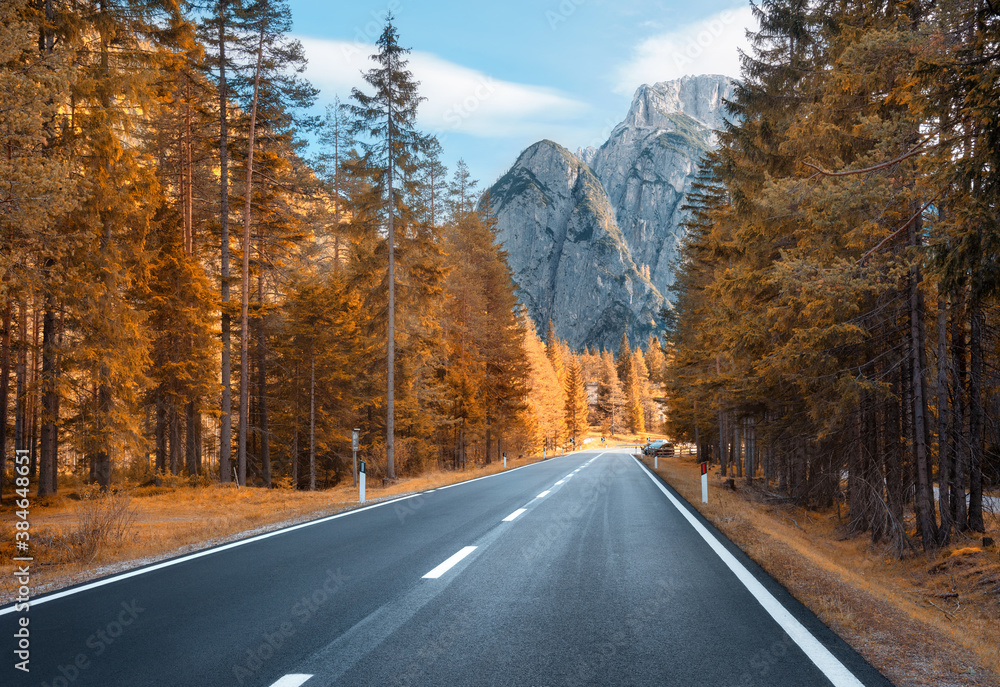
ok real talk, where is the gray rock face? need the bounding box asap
[488,74,735,351]
[487,140,664,351]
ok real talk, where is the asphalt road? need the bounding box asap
[2,449,894,687]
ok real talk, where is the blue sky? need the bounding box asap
[288,0,755,188]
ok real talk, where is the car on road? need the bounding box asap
[652,441,675,457]
[642,440,666,455]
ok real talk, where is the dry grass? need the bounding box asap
[0,452,552,604]
[643,453,1000,687]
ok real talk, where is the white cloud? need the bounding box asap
[296,36,588,139]
[615,6,755,94]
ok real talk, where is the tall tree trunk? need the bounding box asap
[185,400,197,477]
[92,0,114,493]
[217,1,232,484]
[184,81,194,255]
[15,303,26,457]
[936,291,952,542]
[29,308,41,489]
[169,405,180,475]
[238,24,265,487]
[291,427,299,489]
[950,294,968,528]
[155,391,166,484]
[257,278,270,487]
[386,121,396,481]
[967,299,985,532]
[309,343,316,491]
[37,291,58,497]
[718,406,727,477]
[909,215,937,549]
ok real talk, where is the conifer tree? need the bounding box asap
[198,0,243,483]
[66,0,188,489]
[564,355,589,444]
[314,97,356,267]
[347,15,425,481]
[230,0,316,485]
[545,320,565,387]
[597,350,625,436]
[0,0,76,499]
[522,318,566,450]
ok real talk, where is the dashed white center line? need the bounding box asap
[503,508,527,522]
[423,546,477,579]
[537,490,550,498]
[555,479,565,485]
[269,675,312,687]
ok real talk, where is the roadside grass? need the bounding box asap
[0,451,560,605]
[642,452,1000,687]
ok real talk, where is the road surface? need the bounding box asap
[2,449,893,686]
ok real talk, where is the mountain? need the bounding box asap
[486,140,664,350]
[486,74,735,351]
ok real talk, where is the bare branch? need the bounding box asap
[803,137,933,177]
[858,195,940,265]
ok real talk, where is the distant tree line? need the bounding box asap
[0,0,670,499]
[665,0,999,551]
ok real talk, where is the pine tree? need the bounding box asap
[230,0,316,485]
[597,350,625,436]
[347,15,425,481]
[545,320,565,387]
[314,97,356,268]
[198,0,243,483]
[0,0,76,499]
[564,355,588,443]
[65,0,188,490]
[522,317,566,450]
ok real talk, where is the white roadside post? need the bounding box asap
[352,428,359,487]
[654,451,658,470]
[503,452,507,469]
[359,459,366,503]
[701,462,709,503]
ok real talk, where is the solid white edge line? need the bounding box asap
[632,457,865,687]
[269,675,313,687]
[502,508,527,522]
[0,451,605,616]
[537,490,550,498]
[422,546,477,579]
[0,492,423,617]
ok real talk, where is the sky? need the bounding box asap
[288,0,756,189]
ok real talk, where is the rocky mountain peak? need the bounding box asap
[621,74,735,132]
[487,74,736,350]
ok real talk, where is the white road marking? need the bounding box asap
[0,452,570,615]
[269,675,312,687]
[503,508,527,522]
[537,490,550,498]
[633,457,865,687]
[423,546,478,579]
[555,479,565,485]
